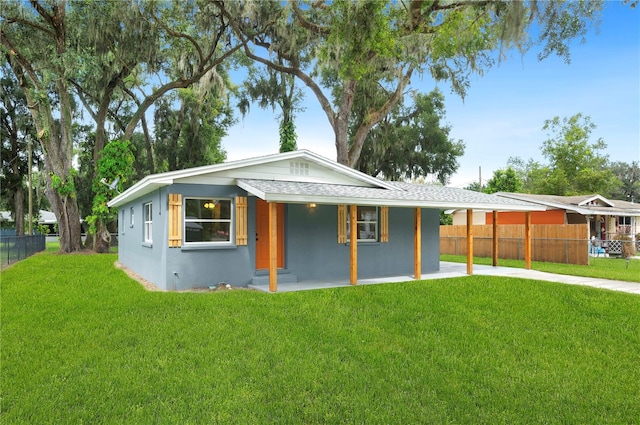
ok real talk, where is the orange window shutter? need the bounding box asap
[235,196,248,246]
[380,206,389,242]
[168,193,182,248]
[337,204,347,243]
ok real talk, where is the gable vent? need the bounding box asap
[290,161,309,176]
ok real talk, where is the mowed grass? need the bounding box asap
[441,254,640,283]
[2,251,639,424]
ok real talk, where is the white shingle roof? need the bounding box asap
[107,149,544,211]
[238,179,545,211]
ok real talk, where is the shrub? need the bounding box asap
[615,234,637,258]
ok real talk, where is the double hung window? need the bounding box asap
[347,206,379,242]
[184,198,232,244]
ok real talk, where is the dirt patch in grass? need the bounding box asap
[114,262,258,292]
[114,261,164,292]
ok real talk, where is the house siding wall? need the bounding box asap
[486,210,566,225]
[285,204,439,281]
[117,187,168,289]
[163,184,252,291]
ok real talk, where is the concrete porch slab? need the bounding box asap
[248,261,640,295]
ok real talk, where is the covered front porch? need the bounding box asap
[238,177,545,293]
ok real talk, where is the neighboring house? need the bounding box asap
[107,150,542,291]
[481,193,640,255]
[0,210,57,234]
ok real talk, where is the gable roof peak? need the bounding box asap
[107,149,397,208]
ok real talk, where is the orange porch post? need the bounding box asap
[350,205,358,285]
[467,209,474,275]
[492,210,499,267]
[525,211,532,270]
[269,202,278,292]
[414,207,421,279]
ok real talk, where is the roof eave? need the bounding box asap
[258,194,546,211]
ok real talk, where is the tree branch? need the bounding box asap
[148,12,205,67]
[0,30,43,93]
[348,66,414,167]
[122,42,243,141]
[2,14,55,38]
[242,45,336,130]
[291,1,331,36]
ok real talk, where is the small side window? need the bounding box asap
[144,202,153,243]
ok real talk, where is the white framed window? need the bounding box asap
[184,197,232,244]
[130,207,134,228]
[144,202,153,243]
[347,206,379,242]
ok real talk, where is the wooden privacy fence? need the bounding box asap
[440,224,588,265]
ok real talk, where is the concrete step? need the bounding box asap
[250,271,298,286]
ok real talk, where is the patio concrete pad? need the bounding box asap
[249,262,640,295]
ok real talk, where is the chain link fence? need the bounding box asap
[0,235,46,270]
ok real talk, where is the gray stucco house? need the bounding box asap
[108,150,540,291]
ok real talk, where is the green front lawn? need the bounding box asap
[441,254,640,283]
[2,251,639,423]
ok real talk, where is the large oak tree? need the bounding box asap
[218,0,604,168]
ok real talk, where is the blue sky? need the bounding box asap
[222,2,639,188]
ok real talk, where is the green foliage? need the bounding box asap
[86,140,134,236]
[505,115,619,196]
[464,181,483,192]
[278,120,297,153]
[440,211,453,225]
[51,169,78,199]
[609,161,640,201]
[2,251,639,423]
[355,90,464,184]
[35,223,50,235]
[154,88,231,171]
[0,64,44,228]
[530,114,619,195]
[483,167,523,194]
[320,0,398,81]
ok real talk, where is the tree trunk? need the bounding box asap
[13,188,25,236]
[9,127,25,235]
[94,221,111,253]
[141,114,155,174]
[44,163,83,253]
[19,88,83,252]
[334,80,357,166]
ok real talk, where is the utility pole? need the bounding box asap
[28,137,33,236]
[478,166,482,192]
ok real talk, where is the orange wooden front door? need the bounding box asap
[255,199,284,269]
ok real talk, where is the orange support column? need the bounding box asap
[525,211,532,270]
[467,209,473,275]
[414,207,421,279]
[350,205,358,285]
[269,202,278,292]
[492,210,499,267]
